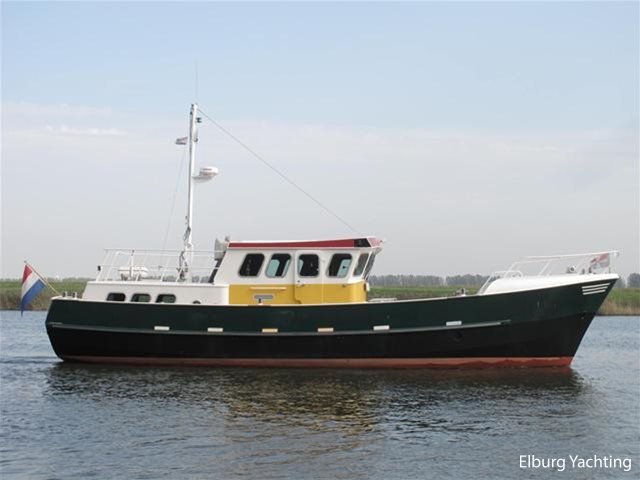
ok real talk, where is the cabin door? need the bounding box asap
[294,251,323,304]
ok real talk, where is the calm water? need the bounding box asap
[1,312,638,479]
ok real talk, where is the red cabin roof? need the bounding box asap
[228,237,383,249]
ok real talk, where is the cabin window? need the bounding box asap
[239,253,265,277]
[266,253,291,278]
[297,254,319,277]
[208,257,223,283]
[106,292,125,302]
[156,294,176,303]
[328,253,352,278]
[353,253,370,277]
[131,293,151,303]
[363,253,377,279]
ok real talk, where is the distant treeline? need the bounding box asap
[369,274,489,287]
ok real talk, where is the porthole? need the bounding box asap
[131,293,151,303]
[156,294,176,304]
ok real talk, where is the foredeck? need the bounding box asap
[479,251,620,295]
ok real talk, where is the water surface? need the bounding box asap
[1,312,638,479]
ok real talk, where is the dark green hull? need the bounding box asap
[45,279,614,367]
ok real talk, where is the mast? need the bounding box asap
[184,103,199,268]
[177,103,217,280]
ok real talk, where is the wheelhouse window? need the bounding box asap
[239,253,265,277]
[265,253,291,278]
[106,292,125,302]
[328,253,352,278]
[156,294,176,304]
[131,293,151,303]
[297,254,319,277]
[363,252,377,279]
[353,253,370,277]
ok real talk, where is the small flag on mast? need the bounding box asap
[21,264,46,315]
[175,137,188,145]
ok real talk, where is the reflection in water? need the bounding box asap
[44,363,590,435]
[45,362,589,399]
[41,363,597,476]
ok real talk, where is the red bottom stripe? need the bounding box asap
[62,356,573,368]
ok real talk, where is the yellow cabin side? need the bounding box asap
[228,281,367,305]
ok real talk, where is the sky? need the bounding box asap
[1,1,639,279]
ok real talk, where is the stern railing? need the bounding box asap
[95,249,223,283]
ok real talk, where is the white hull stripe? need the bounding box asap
[581,283,610,295]
[50,319,510,336]
[583,289,608,296]
[582,283,610,291]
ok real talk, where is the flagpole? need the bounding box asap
[24,261,61,296]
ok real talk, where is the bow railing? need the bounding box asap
[478,251,619,294]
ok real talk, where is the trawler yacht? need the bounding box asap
[45,104,619,367]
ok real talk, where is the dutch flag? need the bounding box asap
[21,264,46,315]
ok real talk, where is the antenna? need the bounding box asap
[195,61,199,103]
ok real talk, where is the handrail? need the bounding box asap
[95,248,225,283]
[102,248,221,254]
[479,251,619,294]
[525,251,619,260]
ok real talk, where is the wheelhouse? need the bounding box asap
[216,237,383,305]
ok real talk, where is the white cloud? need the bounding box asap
[2,101,113,118]
[43,125,127,137]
